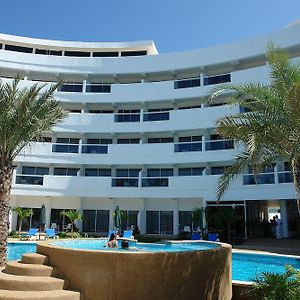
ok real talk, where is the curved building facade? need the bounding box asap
[3,23,300,237]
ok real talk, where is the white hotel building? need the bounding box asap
[2,22,300,238]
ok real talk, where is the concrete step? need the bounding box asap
[21,253,49,265]
[4,261,54,277]
[0,289,81,300]
[0,271,68,291]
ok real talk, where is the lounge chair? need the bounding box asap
[20,228,38,240]
[191,232,201,240]
[45,228,59,239]
[207,233,219,242]
[123,230,134,239]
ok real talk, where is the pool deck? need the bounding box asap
[233,238,300,256]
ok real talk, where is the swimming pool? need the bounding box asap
[7,241,300,282]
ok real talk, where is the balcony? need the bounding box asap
[15,175,44,185]
[141,177,168,187]
[143,112,169,122]
[243,173,275,185]
[278,171,293,183]
[114,113,140,123]
[112,178,139,187]
[205,140,234,151]
[81,144,108,154]
[174,142,202,152]
[52,143,79,154]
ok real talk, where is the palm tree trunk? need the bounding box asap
[18,220,22,236]
[292,159,300,216]
[0,165,13,266]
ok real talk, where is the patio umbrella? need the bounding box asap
[114,205,122,230]
[199,207,207,234]
[39,204,46,231]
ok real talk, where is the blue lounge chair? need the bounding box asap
[20,228,38,240]
[45,228,58,239]
[207,233,219,242]
[123,230,134,239]
[191,232,201,240]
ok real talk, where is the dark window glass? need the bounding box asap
[179,211,193,232]
[160,211,173,234]
[96,210,109,232]
[211,166,226,175]
[179,136,191,143]
[35,167,49,175]
[121,50,147,57]
[147,169,160,177]
[146,211,159,234]
[99,169,111,176]
[64,50,90,57]
[22,167,35,175]
[54,168,78,176]
[174,78,201,89]
[161,169,173,177]
[93,52,118,57]
[203,74,231,86]
[58,84,83,93]
[116,169,128,177]
[83,210,96,232]
[85,169,98,176]
[36,49,62,56]
[5,44,33,53]
[88,110,113,114]
[143,112,169,122]
[117,138,140,144]
[121,211,138,230]
[86,84,111,93]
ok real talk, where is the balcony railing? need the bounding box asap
[243,173,275,185]
[174,142,202,152]
[15,175,44,185]
[81,144,108,154]
[52,143,79,153]
[205,140,234,151]
[141,177,169,187]
[278,171,293,183]
[112,178,139,187]
[114,113,140,123]
[57,84,83,93]
[143,112,169,122]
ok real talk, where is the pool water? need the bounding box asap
[7,241,300,282]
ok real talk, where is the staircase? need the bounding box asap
[0,253,81,300]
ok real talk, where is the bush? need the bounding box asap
[137,235,161,243]
[177,231,191,240]
[8,231,19,238]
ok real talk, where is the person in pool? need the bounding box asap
[105,233,118,248]
[121,240,129,249]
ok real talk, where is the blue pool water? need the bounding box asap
[7,241,300,282]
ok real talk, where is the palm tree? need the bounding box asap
[61,210,82,237]
[0,77,67,266]
[245,265,300,300]
[209,44,300,212]
[12,207,32,236]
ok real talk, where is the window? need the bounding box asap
[206,135,234,151]
[54,168,79,176]
[64,50,90,57]
[15,166,48,185]
[146,211,173,234]
[121,50,147,57]
[58,83,83,93]
[117,138,140,144]
[203,74,231,86]
[147,137,173,143]
[178,105,201,110]
[178,168,204,176]
[147,168,173,177]
[211,166,226,175]
[121,210,139,230]
[116,169,140,177]
[53,138,80,153]
[85,168,111,177]
[4,44,33,53]
[174,78,200,89]
[115,110,140,123]
[87,139,112,144]
[179,211,193,232]
[88,110,113,114]
[82,210,109,233]
[86,84,111,93]
[175,136,202,152]
[36,49,62,56]
[92,52,118,57]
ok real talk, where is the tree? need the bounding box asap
[209,44,300,213]
[61,210,82,237]
[12,207,32,236]
[0,78,67,266]
[245,265,300,300]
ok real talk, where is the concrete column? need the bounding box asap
[138,199,146,234]
[83,80,87,93]
[44,197,51,230]
[8,209,13,233]
[280,200,289,238]
[202,134,206,151]
[274,163,279,184]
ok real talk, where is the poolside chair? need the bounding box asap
[191,232,201,240]
[46,228,59,239]
[123,230,134,239]
[207,233,219,242]
[20,228,38,240]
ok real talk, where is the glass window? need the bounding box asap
[85,169,98,176]
[95,210,109,232]
[22,167,35,175]
[92,52,118,57]
[121,210,138,230]
[82,210,96,232]
[121,50,147,57]
[211,166,226,175]
[64,50,90,57]
[99,169,111,176]
[179,211,192,232]
[160,211,173,234]
[5,44,33,53]
[203,74,231,86]
[146,211,159,234]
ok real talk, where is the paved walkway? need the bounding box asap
[233,238,300,256]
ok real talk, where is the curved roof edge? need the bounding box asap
[0,33,158,55]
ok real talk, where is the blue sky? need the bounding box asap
[1,0,300,53]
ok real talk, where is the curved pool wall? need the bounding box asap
[37,240,232,300]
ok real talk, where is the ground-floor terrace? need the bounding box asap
[8,195,300,240]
